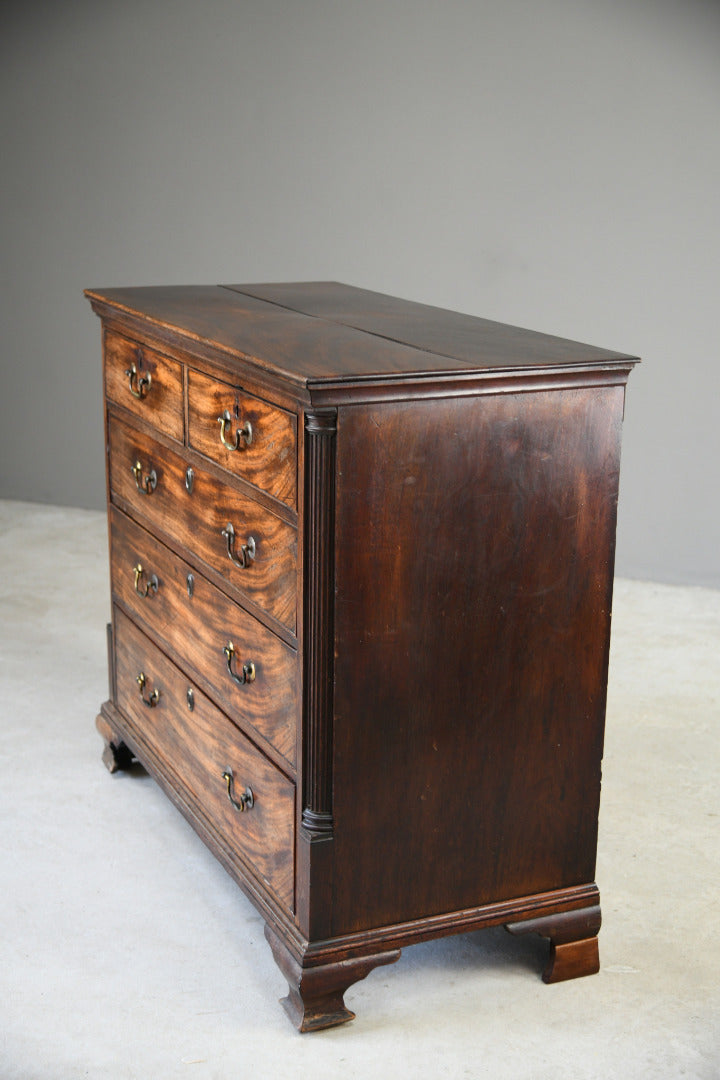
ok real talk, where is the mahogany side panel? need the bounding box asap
[331,386,624,933]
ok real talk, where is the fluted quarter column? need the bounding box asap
[302,408,337,838]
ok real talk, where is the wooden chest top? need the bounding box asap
[85,282,637,397]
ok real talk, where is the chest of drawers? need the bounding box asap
[86,282,637,1031]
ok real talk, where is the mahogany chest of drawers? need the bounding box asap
[86,282,637,1031]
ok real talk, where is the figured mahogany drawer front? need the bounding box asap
[114,608,295,911]
[108,416,297,632]
[105,330,184,441]
[188,369,297,508]
[109,507,298,768]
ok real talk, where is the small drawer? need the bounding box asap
[114,608,295,912]
[109,507,298,768]
[188,369,296,507]
[108,416,297,632]
[105,330,184,441]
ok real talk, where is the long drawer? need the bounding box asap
[114,607,295,912]
[109,506,298,768]
[108,414,297,632]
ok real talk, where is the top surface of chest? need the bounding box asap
[85,281,637,395]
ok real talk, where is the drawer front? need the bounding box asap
[105,330,184,441]
[108,415,297,632]
[109,507,298,768]
[188,369,297,508]
[114,608,295,911]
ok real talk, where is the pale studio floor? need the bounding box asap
[0,498,718,1080]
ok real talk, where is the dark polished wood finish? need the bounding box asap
[88,282,637,1031]
[505,904,602,983]
[265,924,400,1032]
[331,387,622,931]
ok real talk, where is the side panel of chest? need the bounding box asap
[330,385,624,933]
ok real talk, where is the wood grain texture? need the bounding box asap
[331,386,624,933]
[187,368,297,507]
[108,414,297,631]
[265,924,400,1033]
[109,506,298,769]
[87,284,639,389]
[227,281,636,371]
[295,884,601,967]
[88,285,449,387]
[88,281,638,1030]
[505,904,602,982]
[113,607,295,911]
[104,328,184,441]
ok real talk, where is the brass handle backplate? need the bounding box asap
[131,460,157,495]
[133,563,158,598]
[223,642,256,686]
[125,361,151,399]
[218,410,252,451]
[221,523,256,569]
[136,672,160,707]
[222,767,254,812]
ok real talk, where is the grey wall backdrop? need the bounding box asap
[2,0,719,586]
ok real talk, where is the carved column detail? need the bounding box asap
[302,409,338,837]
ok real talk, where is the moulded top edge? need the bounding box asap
[85,283,640,389]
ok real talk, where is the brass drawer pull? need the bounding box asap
[125,360,151,399]
[218,409,253,451]
[223,641,256,686]
[136,671,160,707]
[221,523,256,569]
[133,563,158,597]
[131,460,157,495]
[222,767,254,812]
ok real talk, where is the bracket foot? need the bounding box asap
[505,904,601,983]
[265,925,400,1032]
